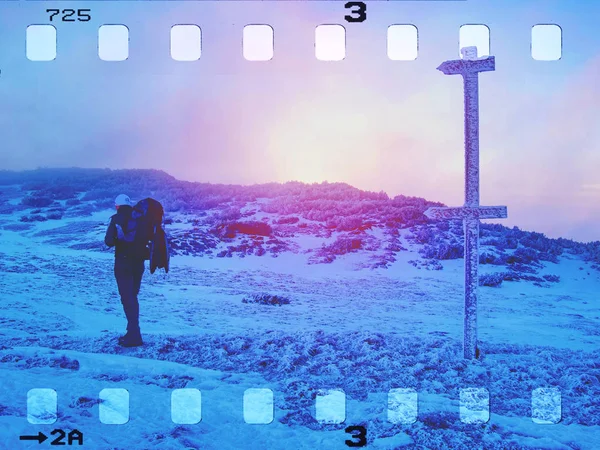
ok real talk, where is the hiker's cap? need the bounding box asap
[115,194,132,207]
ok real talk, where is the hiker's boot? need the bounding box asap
[120,332,143,348]
[118,332,130,345]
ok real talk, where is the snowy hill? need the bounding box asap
[0,168,599,449]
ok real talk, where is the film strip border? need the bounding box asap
[26,387,561,425]
[0,0,473,2]
[23,23,563,62]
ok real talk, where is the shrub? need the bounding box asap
[479,273,504,287]
[276,216,300,225]
[46,185,78,200]
[489,237,519,250]
[480,223,505,237]
[479,252,497,264]
[435,221,450,232]
[408,259,443,270]
[242,293,291,306]
[21,195,53,207]
[94,198,115,209]
[46,212,63,220]
[509,262,538,274]
[420,412,454,430]
[543,274,560,283]
[520,232,564,256]
[399,205,424,222]
[81,189,115,202]
[501,271,520,282]
[214,207,242,222]
[323,237,363,256]
[414,227,435,245]
[505,238,519,250]
[232,221,272,236]
[0,203,21,215]
[20,214,48,222]
[511,247,540,265]
[326,216,363,231]
[420,242,462,260]
[2,223,33,231]
[539,252,559,263]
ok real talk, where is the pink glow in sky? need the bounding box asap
[1,1,599,241]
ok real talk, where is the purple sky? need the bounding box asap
[0,0,599,242]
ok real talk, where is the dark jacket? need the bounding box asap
[105,205,148,260]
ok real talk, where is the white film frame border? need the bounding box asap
[23,23,563,62]
[25,387,563,425]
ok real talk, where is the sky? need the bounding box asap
[0,0,599,242]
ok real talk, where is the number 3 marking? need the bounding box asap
[345,425,367,447]
[345,2,367,23]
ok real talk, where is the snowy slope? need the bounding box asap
[1,175,599,449]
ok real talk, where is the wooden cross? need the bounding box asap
[424,47,508,360]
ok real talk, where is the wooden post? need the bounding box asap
[424,47,507,359]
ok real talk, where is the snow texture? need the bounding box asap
[171,389,202,424]
[26,389,57,425]
[1,169,600,448]
[243,388,274,424]
[532,387,561,425]
[99,388,129,425]
[315,389,346,424]
[459,387,490,424]
[387,388,418,424]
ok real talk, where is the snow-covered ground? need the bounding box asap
[1,202,599,449]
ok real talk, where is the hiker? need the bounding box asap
[104,194,146,347]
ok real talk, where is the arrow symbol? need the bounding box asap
[19,432,48,443]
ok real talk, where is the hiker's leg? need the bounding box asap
[114,258,139,334]
[129,260,145,335]
[133,260,145,297]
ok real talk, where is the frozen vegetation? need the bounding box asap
[0,168,599,449]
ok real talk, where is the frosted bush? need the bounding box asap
[242,293,291,306]
[21,195,53,207]
[479,273,504,287]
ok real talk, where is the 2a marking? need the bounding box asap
[19,429,83,445]
[51,429,83,445]
[47,9,91,22]
[345,2,367,23]
[345,425,367,447]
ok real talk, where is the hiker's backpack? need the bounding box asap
[129,198,170,274]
